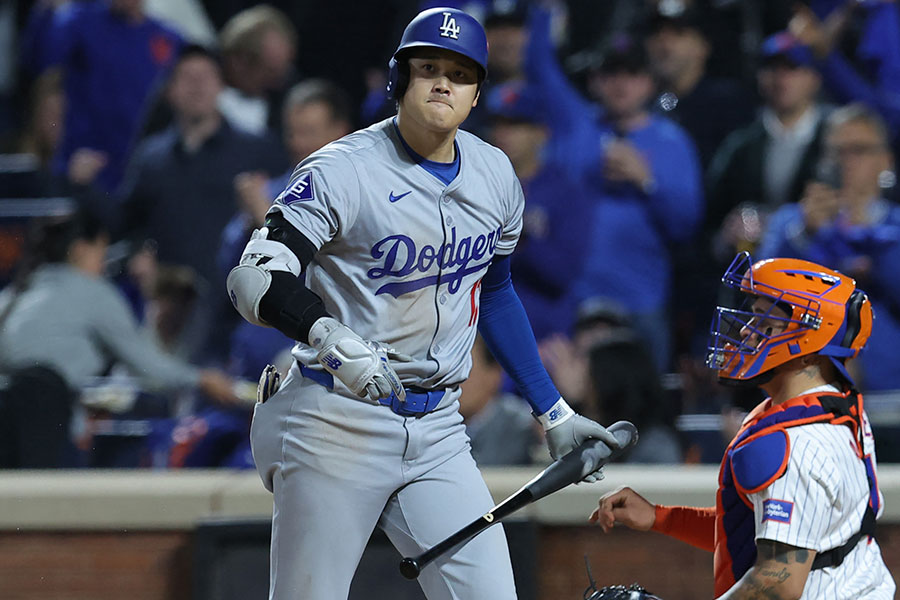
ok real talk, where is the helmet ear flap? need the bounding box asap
[394,58,410,101]
[387,51,411,101]
[842,290,872,354]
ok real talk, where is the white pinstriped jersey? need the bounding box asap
[748,391,895,599]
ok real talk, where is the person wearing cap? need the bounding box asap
[485,80,591,342]
[361,2,534,130]
[758,103,900,393]
[585,328,683,464]
[458,335,545,466]
[233,7,622,598]
[643,2,759,369]
[118,44,286,363]
[456,3,532,135]
[707,31,829,231]
[542,292,683,466]
[19,0,184,194]
[539,296,634,411]
[644,3,756,168]
[701,32,831,348]
[483,4,530,84]
[591,250,895,599]
[524,4,703,372]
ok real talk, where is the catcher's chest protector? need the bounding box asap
[713,391,877,597]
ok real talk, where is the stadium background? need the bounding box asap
[1,0,899,598]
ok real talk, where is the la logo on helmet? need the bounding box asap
[439,12,460,39]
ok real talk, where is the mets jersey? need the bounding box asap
[749,414,893,599]
[717,387,894,599]
[269,117,524,390]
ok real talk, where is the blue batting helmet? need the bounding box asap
[387,7,489,99]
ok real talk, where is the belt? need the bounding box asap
[298,364,446,417]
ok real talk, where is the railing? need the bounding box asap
[2,465,900,531]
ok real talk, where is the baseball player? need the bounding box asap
[226,7,620,599]
[591,252,895,599]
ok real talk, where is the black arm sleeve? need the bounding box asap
[265,212,317,265]
[256,212,330,342]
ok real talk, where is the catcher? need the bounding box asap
[591,252,895,599]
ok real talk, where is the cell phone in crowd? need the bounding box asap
[814,158,842,189]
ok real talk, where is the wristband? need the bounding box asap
[308,316,344,349]
[536,397,575,430]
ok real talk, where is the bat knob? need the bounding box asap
[399,557,421,580]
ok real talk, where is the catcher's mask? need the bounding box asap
[706,252,873,387]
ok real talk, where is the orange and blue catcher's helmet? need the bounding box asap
[707,252,873,386]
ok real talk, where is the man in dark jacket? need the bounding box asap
[707,32,828,232]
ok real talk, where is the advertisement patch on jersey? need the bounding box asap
[762,499,793,524]
[279,172,315,204]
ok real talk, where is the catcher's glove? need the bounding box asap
[583,556,662,600]
[586,583,663,600]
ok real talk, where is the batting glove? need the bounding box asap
[539,398,622,482]
[309,317,406,403]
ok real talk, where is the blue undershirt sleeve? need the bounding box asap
[477,255,560,415]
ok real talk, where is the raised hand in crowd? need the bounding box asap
[800,180,840,233]
[539,334,589,405]
[788,2,873,61]
[67,148,108,187]
[602,139,653,190]
[234,171,272,227]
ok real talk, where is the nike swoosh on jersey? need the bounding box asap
[389,191,412,203]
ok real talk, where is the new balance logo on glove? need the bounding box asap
[321,354,343,370]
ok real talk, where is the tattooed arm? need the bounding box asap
[717,540,816,600]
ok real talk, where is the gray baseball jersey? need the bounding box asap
[251,117,524,600]
[270,116,524,389]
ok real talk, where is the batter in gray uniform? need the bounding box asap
[227,7,621,599]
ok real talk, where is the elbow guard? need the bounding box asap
[227,228,303,327]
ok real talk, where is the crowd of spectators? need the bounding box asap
[1,0,899,469]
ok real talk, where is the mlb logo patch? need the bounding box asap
[762,499,793,524]
[279,172,315,204]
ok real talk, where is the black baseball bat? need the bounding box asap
[398,420,639,580]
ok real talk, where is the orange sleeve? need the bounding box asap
[650,505,716,553]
